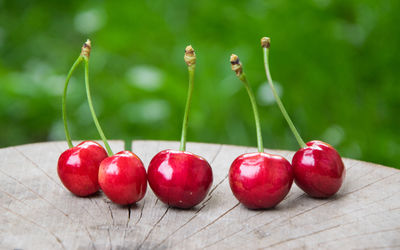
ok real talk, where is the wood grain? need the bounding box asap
[0,140,399,249]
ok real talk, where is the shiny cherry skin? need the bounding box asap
[147,150,213,209]
[292,140,345,198]
[229,152,293,209]
[57,141,108,197]
[98,151,147,205]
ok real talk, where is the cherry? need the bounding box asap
[229,152,293,209]
[292,140,345,198]
[57,40,109,197]
[228,55,293,209]
[58,141,107,196]
[99,151,147,205]
[99,151,148,205]
[261,37,345,198]
[148,150,212,208]
[147,46,213,209]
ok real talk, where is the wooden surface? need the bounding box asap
[0,140,399,250]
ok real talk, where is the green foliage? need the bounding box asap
[0,0,399,168]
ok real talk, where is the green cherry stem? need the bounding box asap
[62,55,84,148]
[230,54,264,153]
[82,40,113,156]
[179,45,196,151]
[261,37,306,148]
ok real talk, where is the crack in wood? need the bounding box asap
[2,148,99,229]
[137,207,170,250]
[344,210,400,228]
[0,187,32,208]
[0,169,71,218]
[154,209,201,249]
[189,174,228,215]
[104,202,115,249]
[208,174,228,197]
[240,192,295,225]
[344,172,398,196]
[264,199,338,233]
[251,215,282,234]
[135,200,145,225]
[83,226,97,250]
[174,202,240,248]
[90,197,113,249]
[154,204,207,248]
[211,193,325,247]
[316,227,400,246]
[314,192,398,226]
[122,204,132,249]
[107,204,115,226]
[240,193,305,235]
[107,228,112,250]
[209,145,223,165]
[350,167,378,183]
[90,198,109,222]
[196,196,212,214]
[200,212,279,249]
[345,164,355,172]
[203,227,245,249]
[283,199,334,222]
[263,224,341,248]
[0,204,66,250]
[0,185,97,249]
[80,204,97,221]
[12,147,64,189]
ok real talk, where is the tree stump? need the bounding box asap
[0,140,399,249]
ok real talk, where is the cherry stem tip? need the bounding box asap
[261,37,271,48]
[81,39,91,60]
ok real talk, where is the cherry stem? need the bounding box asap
[230,55,264,152]
[83,57,113,156]
[262,40,306,148]
[240,74,264,153]
[62,55,83,148]
[180,45,196,151]
[179,65,195,151]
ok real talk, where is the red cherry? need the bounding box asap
[147,150,213,209]
[292,140,345,198]
[98,151,147,205]
[229,152,293,209]
[57,141,108,197]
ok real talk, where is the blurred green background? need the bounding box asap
[0,0,399,168]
